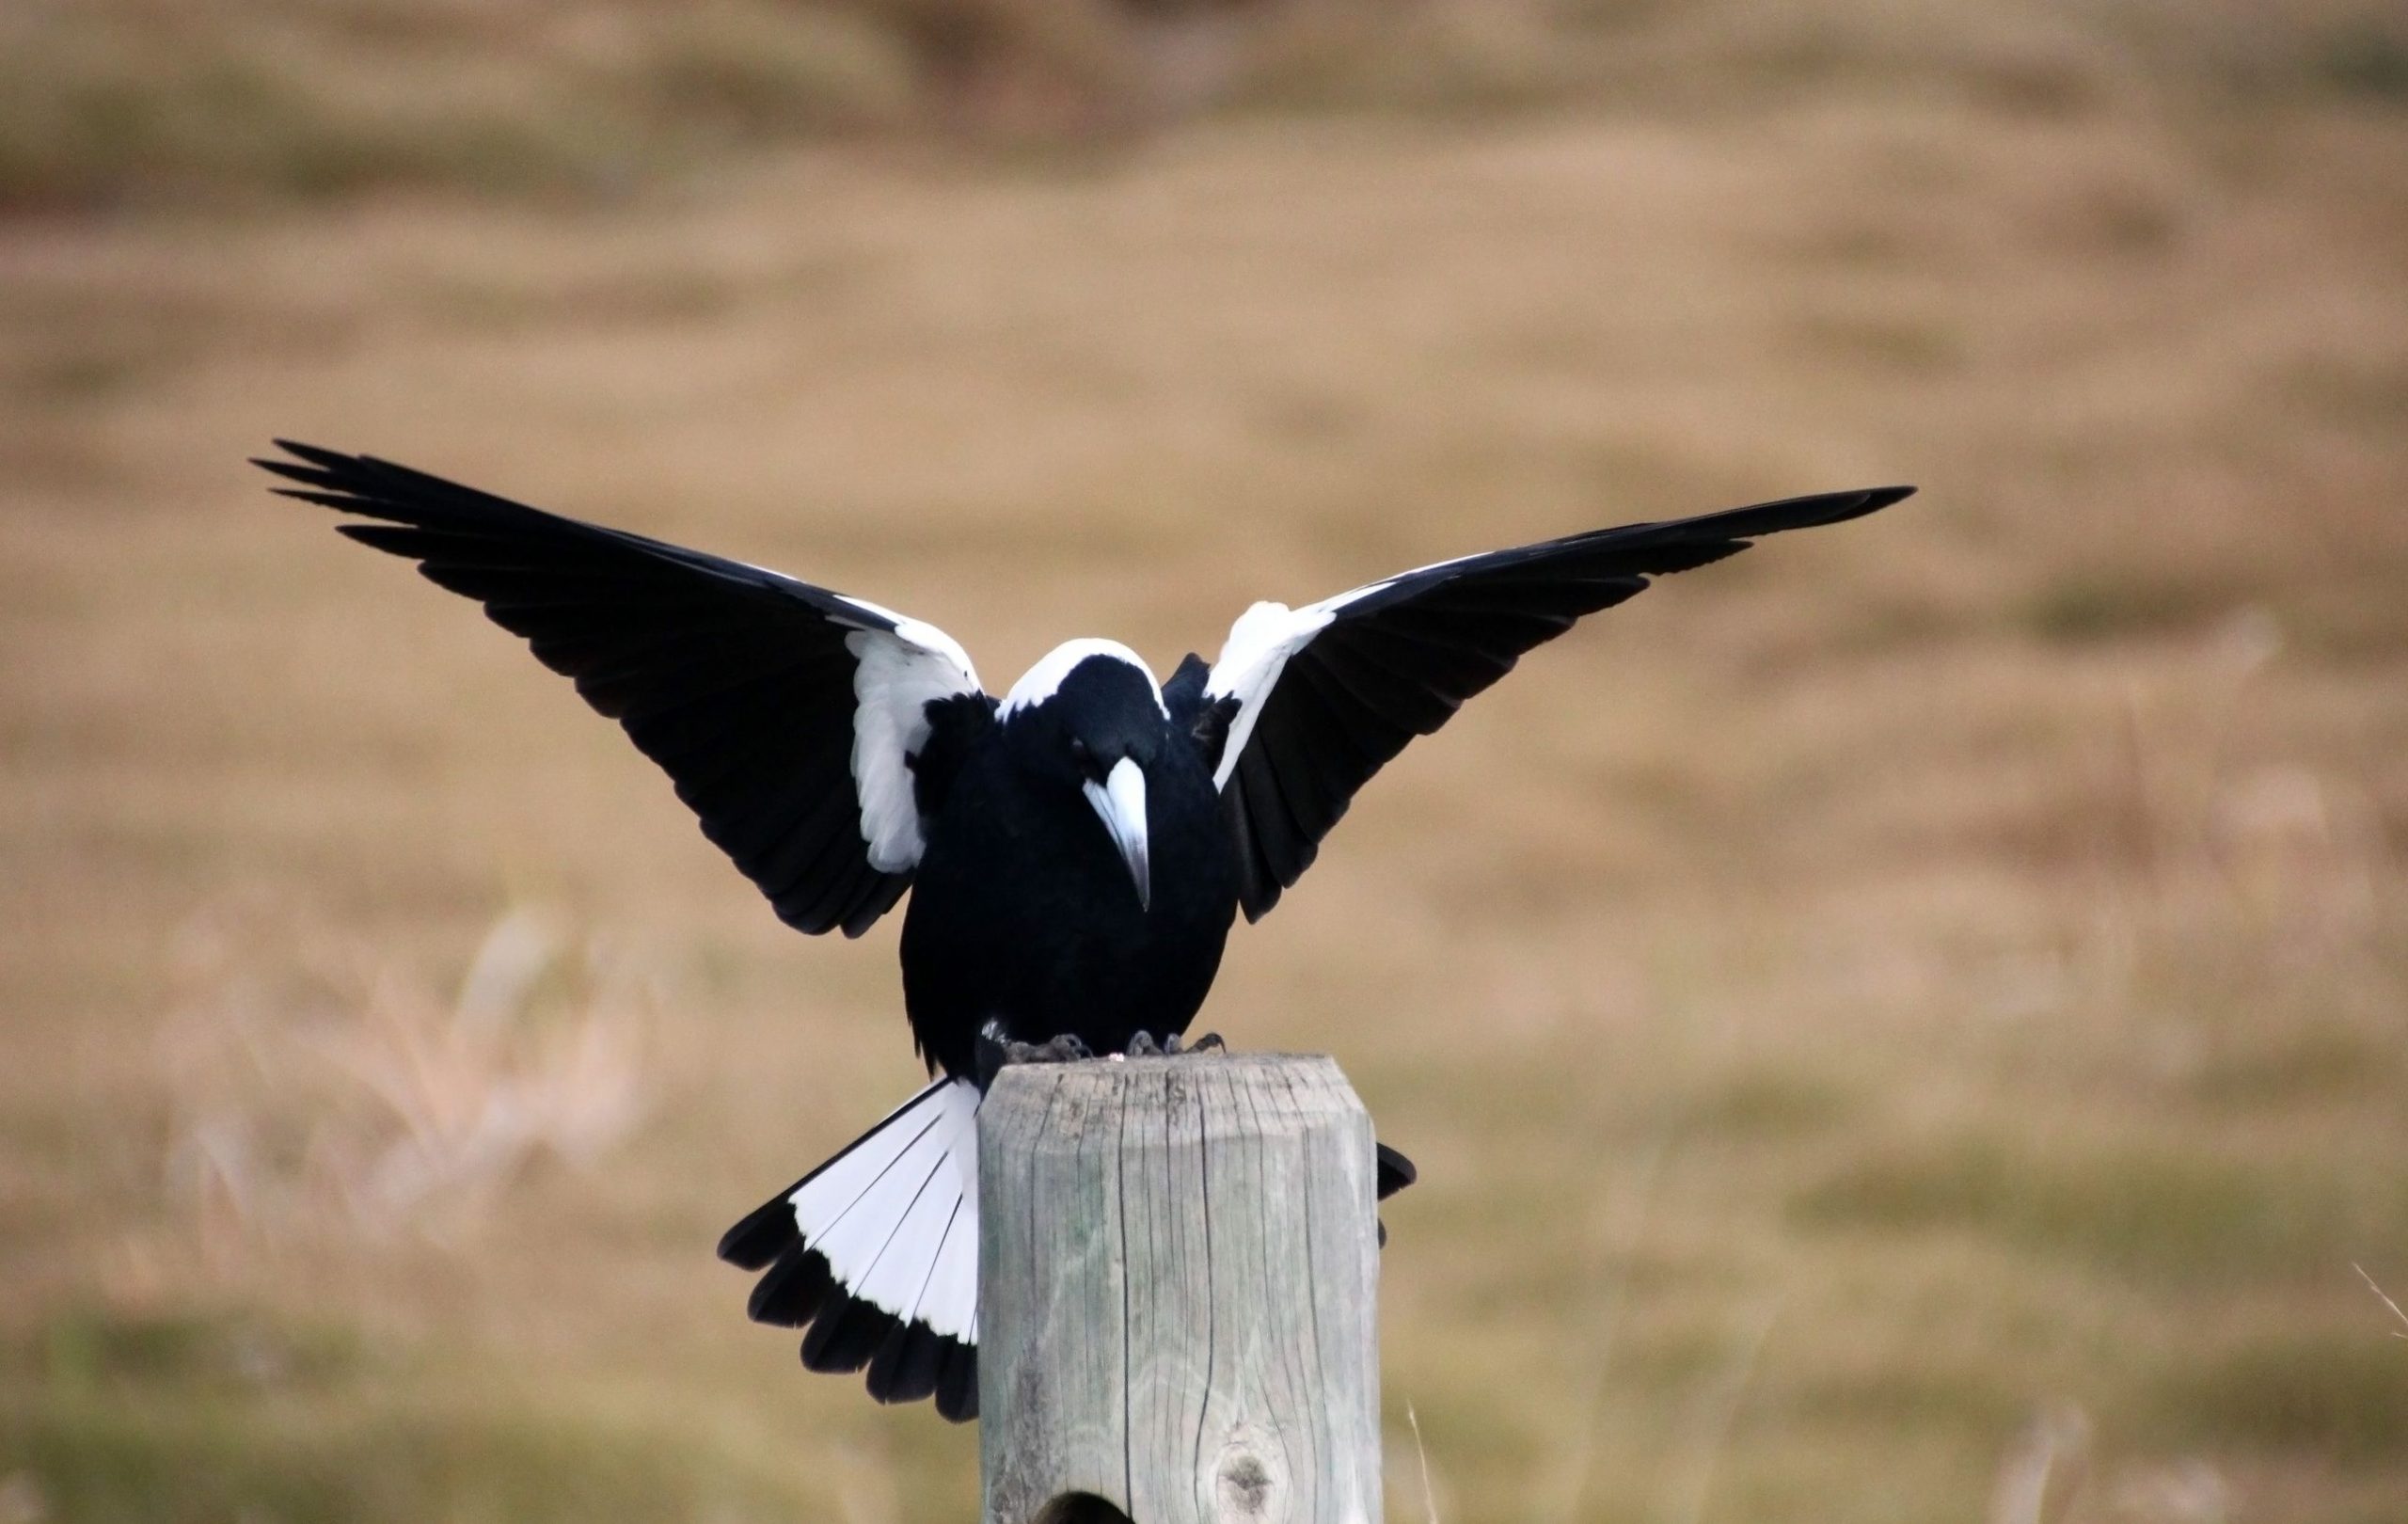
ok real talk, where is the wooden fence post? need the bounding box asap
[978,1053,1382,1524]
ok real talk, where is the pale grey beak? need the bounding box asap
[1083,756,1151,913]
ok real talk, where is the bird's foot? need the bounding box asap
[974,1022,1094,1087]
[1115,1031,1228,1059]
[1008,1032,1093,1066]
[1122,1029,1231,1058]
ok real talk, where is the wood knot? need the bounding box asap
[1214,1449,1276,1516]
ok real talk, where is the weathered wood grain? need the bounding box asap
[979,1054,1381,1524]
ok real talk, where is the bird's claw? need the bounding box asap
[974,1022,1095,1086]
[975,1024,1223,1086]
[1123,1030,1227,1057]
[1006,1033,1092,1066]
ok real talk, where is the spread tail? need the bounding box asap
[719,1077,982,1421]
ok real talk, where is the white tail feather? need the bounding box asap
[790,1077,982,1341]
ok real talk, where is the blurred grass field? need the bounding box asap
[5,2,2407,1521]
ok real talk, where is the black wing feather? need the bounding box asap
[258,440,990,938]
[1225,485,1912,918]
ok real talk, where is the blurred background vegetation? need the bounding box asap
[4,1,2406,1521]
[8,0,2408,210]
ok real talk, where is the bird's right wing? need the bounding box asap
[256,441,991,938]
[1189,485,1914,919]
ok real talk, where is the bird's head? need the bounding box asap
[999,640,1167,912]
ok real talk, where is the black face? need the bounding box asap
[1001,653,1165,913]
[1006,656,1166,786]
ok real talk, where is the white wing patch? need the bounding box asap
[1001,637,1166,720]
[1202,547,1489,791]
[835,596,983,874]
[790,1077,983,1341]
[1202,600,1336,790]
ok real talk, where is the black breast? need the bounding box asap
[897,738,1238,1079]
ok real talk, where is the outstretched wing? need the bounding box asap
[256,441,991,937]
[1193,485,1914,919]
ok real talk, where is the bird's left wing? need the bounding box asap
[256,441,990,937]
[1186,484,1914,919]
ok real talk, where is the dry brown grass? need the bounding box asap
[4,2,2406,1520]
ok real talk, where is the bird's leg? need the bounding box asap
[974,1020,1010,1087]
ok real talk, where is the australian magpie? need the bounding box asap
[255,440,1910,1421]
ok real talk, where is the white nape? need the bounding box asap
[1001,638,1166,720]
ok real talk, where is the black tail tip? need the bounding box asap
[718,1188,803,1270]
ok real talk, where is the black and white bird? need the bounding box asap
[256,440,1909,1421]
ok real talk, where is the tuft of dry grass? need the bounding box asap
[160,902,657,1262]
[2356,1264,2408,1339]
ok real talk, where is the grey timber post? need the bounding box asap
[977,1054,1383,1524]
